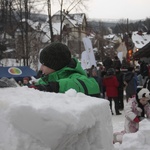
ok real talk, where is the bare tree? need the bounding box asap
[11,0,41,66]
[47,0,54,42]
[44,0,89,42]
[92,21,110,62]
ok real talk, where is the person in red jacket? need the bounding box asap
[103,68,121,115]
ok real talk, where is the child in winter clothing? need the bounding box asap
[113,88,150,144]
[33,42,100,97]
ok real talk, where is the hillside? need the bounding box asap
[87,20,117,32]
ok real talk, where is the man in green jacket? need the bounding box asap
[35,42,100,97]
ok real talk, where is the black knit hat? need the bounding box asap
[40,42,71,70]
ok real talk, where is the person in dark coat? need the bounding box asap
[143,77,150,91]
[138,60,148,78]
[103,68,121,115]
[103,56,113,71]
[91,68,103,98]
[121,57,130,69]
[123,66,138,101]
[115,67,125,110]
[113,56,122,69]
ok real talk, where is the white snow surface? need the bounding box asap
[1,86,150,150]
[0,87,114,150]
[119,119,150,150]
[113,109,150,150]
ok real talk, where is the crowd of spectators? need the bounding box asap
[87,56,150,116]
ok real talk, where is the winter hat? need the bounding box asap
[138,88,150,99]
[40,42,71,71]
[107,68,115,76]
[23,77,29,81]
[127,66,134,72]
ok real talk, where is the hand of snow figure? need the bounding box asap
[137,107,143,116]
[33,82,59,93]
[133,116,140,123]
[137,107,142,113]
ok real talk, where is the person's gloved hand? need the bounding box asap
[34,84,48,91]
[32,82,59,93]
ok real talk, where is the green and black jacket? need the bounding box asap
[37,58,100,97]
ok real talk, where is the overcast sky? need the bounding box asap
[84,0,150,20]
[43,0,150,21]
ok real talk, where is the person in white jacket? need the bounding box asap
[113,88,150,143]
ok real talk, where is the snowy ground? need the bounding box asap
[112,109,125,150]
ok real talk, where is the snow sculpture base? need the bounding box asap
[0,87,114,150]
[121,119,150,150]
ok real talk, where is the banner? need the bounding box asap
[81,51,91,70]
[82,37,96,69]
[117,52,123,63]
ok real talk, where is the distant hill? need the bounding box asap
[87,20,117,33]
[30,13,48,22]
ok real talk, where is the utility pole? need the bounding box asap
[126,18,129,62]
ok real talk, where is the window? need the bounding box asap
[135,41,140,44]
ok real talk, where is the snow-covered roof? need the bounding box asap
[41,22,64,35]
[132,31,150,49]
[113,35,122,42]
[0,33,12,39]
[103,34,115,40]
[21,19,40,30]
[3,49,15,53]
[40,22,65,43]
[69,13,85,25]
[52,11,85,27]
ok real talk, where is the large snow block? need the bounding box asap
[0,87,114,150]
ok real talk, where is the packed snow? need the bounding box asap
[113,108,150,150]
[0,87,113,150]
[0,86,150,150]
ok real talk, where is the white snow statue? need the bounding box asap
[0,87,114,150]
[120,119,150,150]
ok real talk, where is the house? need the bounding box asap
[14,11,90,68]
[51,10,87,40]
[132,30,150,60]
[49,10,88,58]
[116,31,150,63]
[103,34,122,59]
[133,41,150,59]
[132,30,150,51]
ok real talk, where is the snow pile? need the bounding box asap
[0,87,114,150]
[120,119,150,150]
